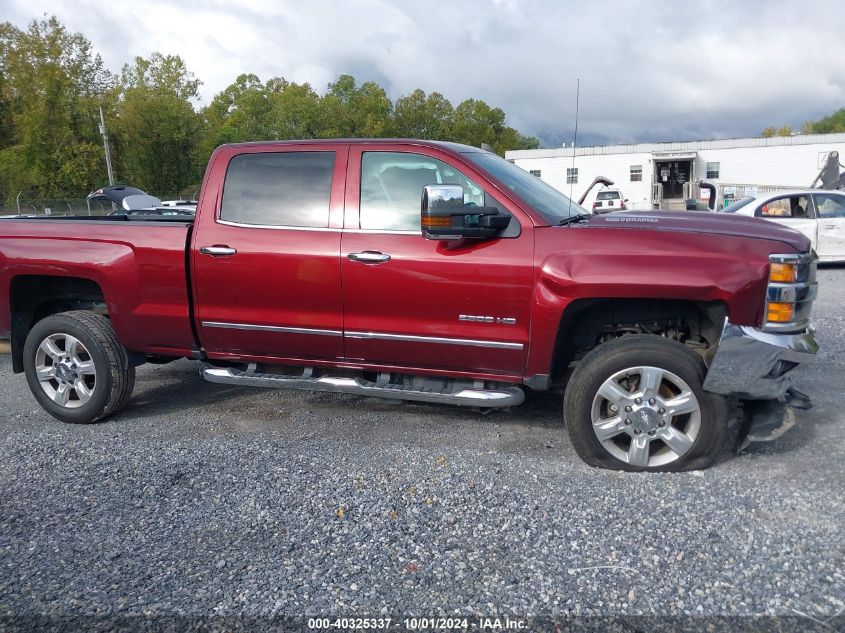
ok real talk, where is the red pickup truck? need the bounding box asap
[0,140,819,471]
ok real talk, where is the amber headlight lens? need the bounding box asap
[770,262,797,283]
[767,302,796,322]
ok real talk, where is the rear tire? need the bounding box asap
[23,311,135,424]
[563,335,728,472]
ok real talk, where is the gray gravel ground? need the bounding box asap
[1,269,844,632]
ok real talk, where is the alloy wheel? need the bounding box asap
[590,365,702,467]
[34,333,97,409]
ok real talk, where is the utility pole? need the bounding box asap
[98,106,115,187]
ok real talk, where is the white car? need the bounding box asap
[591,188,627,213]
[720,189,845,262]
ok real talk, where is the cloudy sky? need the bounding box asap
[4,0,845,147]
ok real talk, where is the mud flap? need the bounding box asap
[735,388,812,453]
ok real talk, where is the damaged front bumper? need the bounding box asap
[703,320,818,449]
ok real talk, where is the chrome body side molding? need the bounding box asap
[344,331,523,350]
[201,321,343,337]
[200,322,522,350]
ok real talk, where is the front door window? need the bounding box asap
[359,152,485,231]
[813,193,845,219]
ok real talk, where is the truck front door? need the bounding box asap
[339,145,534,377]
[191,144,347,362]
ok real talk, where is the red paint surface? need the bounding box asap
[0,140,810,383]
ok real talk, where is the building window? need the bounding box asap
[529,169,541,178]
[706,162,720,179]
[630,165,642,182]
[566,167,578,184]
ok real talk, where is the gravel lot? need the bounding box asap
[1,268,844,632]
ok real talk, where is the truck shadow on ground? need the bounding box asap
[115,359,822,462]
[119,359,562,432]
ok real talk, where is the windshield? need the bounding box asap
[597,191,620,200]
[462,151,588,222]
[720,197,755,213]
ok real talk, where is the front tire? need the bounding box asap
[563,335,728,472]
[23,311,135,424]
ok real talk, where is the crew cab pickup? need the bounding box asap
[0,140,819,471]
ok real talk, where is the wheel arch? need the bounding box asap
[9,275,108,373]
[549,297,728,383]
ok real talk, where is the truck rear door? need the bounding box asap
[339,143,533,377]
[191,144,348,362]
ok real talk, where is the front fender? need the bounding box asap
[524,227,779,380]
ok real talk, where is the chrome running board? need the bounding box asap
[201,365,524,408]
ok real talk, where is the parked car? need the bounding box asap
[160,199,199,214]
[592,188,627,213]
[720,189,845,262]
[87,185,164,211]
[0,140,819,472]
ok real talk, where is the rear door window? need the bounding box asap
[757,195,813,219]
[220,151,335,227]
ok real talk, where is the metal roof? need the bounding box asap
[505,132,845,160]
[218,139,488,153]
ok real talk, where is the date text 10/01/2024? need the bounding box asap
[307,616,528,630]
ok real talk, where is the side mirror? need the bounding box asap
[421,184,510,240]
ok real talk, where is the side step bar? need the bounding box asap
[201,365,524,408]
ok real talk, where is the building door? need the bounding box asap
[656,161,692,199]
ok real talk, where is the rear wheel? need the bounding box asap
[564,335,728,471]
[23,311,135,424]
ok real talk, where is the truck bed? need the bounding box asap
[0,217,196,356]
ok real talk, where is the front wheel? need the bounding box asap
[563,335,728,472]
[23,311,135,424]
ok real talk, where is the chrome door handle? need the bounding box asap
[825,224,836,230]
[200,245,237,257]
[347,251,391,264]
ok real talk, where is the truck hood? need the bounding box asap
[586,210,811,252]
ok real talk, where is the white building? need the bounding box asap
[505,132,845,211]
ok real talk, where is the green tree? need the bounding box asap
[203,75,324,152]
[113,53,204,195]
[267,78,323,139]
[320,74,393,137]
[0,16,115,202]
[0,16,543,204]
[450,98,539,155]
[203,73,273,153]
[802,108,845,134]
[761,125,793,137]
[393,89,453,140]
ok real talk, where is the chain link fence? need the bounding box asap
[1,192,197,216]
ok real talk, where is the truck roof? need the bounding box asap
[216,139,490,154]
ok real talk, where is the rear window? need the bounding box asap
[220,152,334,227]
[596,191,620,200]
